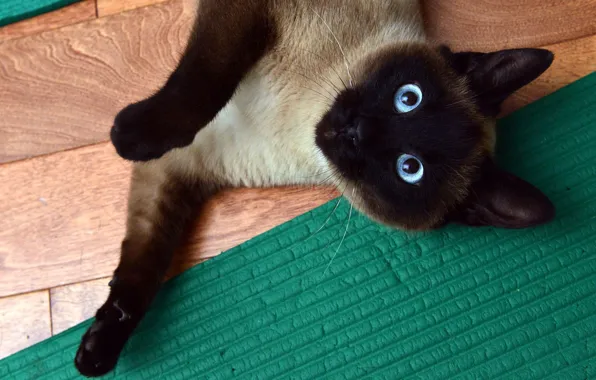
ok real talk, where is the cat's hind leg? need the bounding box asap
[74,159,219,377]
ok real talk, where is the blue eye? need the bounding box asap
[397,154,424,184]
[394,84,423,113]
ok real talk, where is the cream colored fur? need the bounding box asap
[156,0,426,191]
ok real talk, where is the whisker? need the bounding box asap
[309,7,354,88]
[287,69,338,100]
[292,165,337,180]
[291,47,348,91]
[318,178,349,242]
[303,196,343,243]
[299,174,346,244]
[323,187,354,277]
[296,52,348,93]
[281,64,341,99]
[272,46,345,95]
[445,94,477,109]
[298,85,335,103]
[445,164,469,184]
[281,67,336,100]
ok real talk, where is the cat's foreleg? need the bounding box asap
[110,0,276,162]
[74,161,220,377]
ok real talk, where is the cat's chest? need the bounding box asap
[187,71,332,187]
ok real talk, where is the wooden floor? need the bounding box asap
[0,0,595,360]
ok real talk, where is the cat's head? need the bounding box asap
[315,44,555,230]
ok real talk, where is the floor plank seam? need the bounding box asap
[0,139,113,167]
[47,291,54,336]
[544,32,596,49]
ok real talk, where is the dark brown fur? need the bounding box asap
[76,1,278,375]
[75,1,555,376]
[349,43,491,229]
[75,163,219,376]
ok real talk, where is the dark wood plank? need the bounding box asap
[0,0,96,42]
[0,142,337,297]
[424,0,596,51]
[0,291,51,359]
[0,0,194,163]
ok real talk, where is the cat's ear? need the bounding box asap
[440,46,554,116]
[447,159,555,229]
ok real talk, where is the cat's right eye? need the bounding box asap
[394,84,423,113]
[396,154,424,184]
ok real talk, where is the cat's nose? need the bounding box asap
[340,121,363,145]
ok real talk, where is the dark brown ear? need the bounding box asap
[440,46,554,116]
[447,159,555,229]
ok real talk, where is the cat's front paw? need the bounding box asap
[111,94,197,162]
[110,123,195,162]
[74,301,136,377]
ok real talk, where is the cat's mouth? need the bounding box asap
[317,113,362,146]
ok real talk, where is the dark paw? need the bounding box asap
[110,125,174,162]
[74,302,137,377]
[111,95,197,162]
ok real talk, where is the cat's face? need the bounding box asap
[316,44,556,230]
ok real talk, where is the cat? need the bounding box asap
[74,0,555,376]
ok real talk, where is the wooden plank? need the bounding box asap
[0,0,194,163]
[0,143,130,298]
[0,142,338,298]
[97,0,171,17]
[0,291,51,359]
[0,0,96,42]
[502,35,596,116]
[423,0,596,51]
[50,277,111,335]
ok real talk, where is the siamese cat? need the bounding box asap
[74,0,555,376]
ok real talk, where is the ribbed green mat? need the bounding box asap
[0,0,81,27]
[2,73,595,379]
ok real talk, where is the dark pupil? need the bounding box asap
[401,91,418,106]
[402,158,420,174]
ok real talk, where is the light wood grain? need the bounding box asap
[424,0,596,51]
[0,0,96,42]
[0,142,337,298]
[0,143,131,298]
[502,35,596,116]
[97,0,171,17]
[0,0,194,163]
[0,291,51,359]
[50,277,111,335]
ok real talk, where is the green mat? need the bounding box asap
[2,73,595,379]
[0,0,81,27]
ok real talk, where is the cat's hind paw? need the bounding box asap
[74,302,136,377]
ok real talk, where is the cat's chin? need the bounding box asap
[339,181,443,232]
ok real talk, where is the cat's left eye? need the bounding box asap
[396,154,424,184]
[394,84,423,113]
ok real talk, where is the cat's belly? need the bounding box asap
[185,72,334,188]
